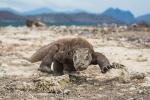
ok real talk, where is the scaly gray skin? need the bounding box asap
[53,51,112,74]
[28,38,112,75]
[30,49,112,75]
[38,48,93,75]
[38,50,112,75]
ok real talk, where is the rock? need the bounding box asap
[137,90,144,94]
[0,66,6,74]
[4,75,70,93]
[127,97,136,100]
[129,87,136,91]
[0,40,2,44]
[33,75,70,93]
[1,63,9,67]
[136,57,147,62]
[63,89,71,95]
[130,72,145,80]
[49,97,57,100]
[69,73,86,83]
[5,81,35,92]
[15,82,35,91]
[106,68,130,83]
[97,94,106,98]
[110,62,131,83]
[144,77,150,81]
[26,19,47,27]
[118,68,131,83]
[141,77,150,87]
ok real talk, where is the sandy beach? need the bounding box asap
[0,26,150,100]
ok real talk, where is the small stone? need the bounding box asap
[99,87,103,90]
[127,98,136,100]
[117,92,123,96]
[49,97,57,100]
[63,89,71,95]
[144,77,150,81]
[14,81,35,91]
[131,72,145,80]
[95,76,101,79]
[1,63,8,67]
[137,90,144,94]
[136,57,147,62]
[129,87,136,91]
[93,81,100,86]
[97,94,107,98]
[121,89,128,92]
[0,40,2,44]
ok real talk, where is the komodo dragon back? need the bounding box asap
[29,44,51,63]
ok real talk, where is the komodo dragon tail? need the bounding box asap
[27,44,51,63]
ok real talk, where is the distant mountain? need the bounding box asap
[22,7,55,16]
[0,8,20,15]
[0,8,121,26]
[0,9,26,26]
[33,12,122,24]
[0,10,25,20]
[136,14,150,23]
[101,8,135,24]
[0,7,150,26]
[0,8,13,11]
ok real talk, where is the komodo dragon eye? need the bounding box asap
[85,55,89,60]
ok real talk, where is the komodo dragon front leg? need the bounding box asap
[91,52,112,73]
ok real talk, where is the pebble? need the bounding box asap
[97,94,107,98]
[131,72,145,80]
[0,40,2,44]
[144,77,150,81]
[99,87,103,90]
[127,98,136,100]
[49,97,57,100]
[63,89,71,95]
[137,90,144,94]
[129,87,136,91]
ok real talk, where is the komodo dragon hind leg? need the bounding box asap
[53,60,64,75]
[38,45,58,73]
[38,54,53,73]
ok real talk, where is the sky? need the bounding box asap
[0,0,150,17]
